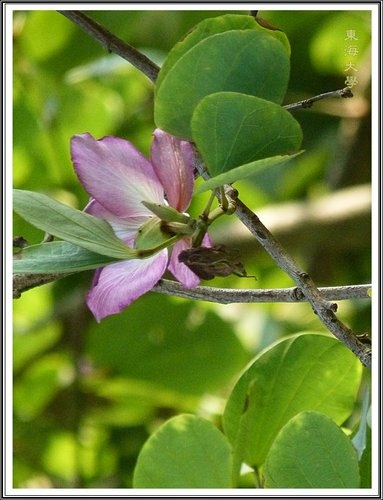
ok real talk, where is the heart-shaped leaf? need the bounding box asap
[133,414,233,488]
[263,411,360,488]
[13,241,119,274]
[192,92,302,182]
[13,189,135,259]
[155,30,290,139]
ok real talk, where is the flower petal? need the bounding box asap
[71,133,164,218]
[151,129,195,212]
[85,199,147,246]
[87,251,168,321]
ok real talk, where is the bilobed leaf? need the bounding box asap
[192,92,302,181]
[133,414,233,488]
[156,14,290,92]
[263,411,360,488]
[194,154,302,194]
[155,30,290,139]
[13,241,119,274]
[13,189,136,259]
[223,332,362,467]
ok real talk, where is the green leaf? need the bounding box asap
[155,30,290,139]
[192,92,303,179]
[13,189,136,259]
[263,411,360,488]
[13,241,119,274]
[133,414,233,488]
[194,153,302,194]
[156,14,290,92]
[223,332,362,467]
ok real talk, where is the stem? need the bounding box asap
[58,10,160,83]
[283,87,353,111]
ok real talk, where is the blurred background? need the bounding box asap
[12,9,371,488]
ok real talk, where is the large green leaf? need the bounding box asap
[133,414,233,488]
[156,14,290,91]
[192,92,302,181]
[154,30,290,139]
[13,189,135,259]
[223,332,362,467]
[13,241,119,274]
[263,411,360,488]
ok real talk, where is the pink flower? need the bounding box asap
[70,129,209,321]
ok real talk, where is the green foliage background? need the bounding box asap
[13,9,371,488]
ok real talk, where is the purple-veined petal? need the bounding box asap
[85,199,147,247]
[71,133,164,218]
[151,129,195,212]
[87,250,168,322]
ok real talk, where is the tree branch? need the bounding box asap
[58,10,160,83]
[13,270,370,304]
[230,192,371,367]
[21,11,370,368]
[153,280,371,304]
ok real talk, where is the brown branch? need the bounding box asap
[153,280,371,304]
[58,10,160,83]
[13,270,370,304]
[232,193,371,368]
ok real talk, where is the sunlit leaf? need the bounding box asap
[133,414,233,488]
[223,332,362,467]
[263,411,360,488]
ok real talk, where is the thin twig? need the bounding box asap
[283,87,353,111]
[58,10,160,83]
[58,10,353,114]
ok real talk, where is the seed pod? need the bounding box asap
[178,244,249,280]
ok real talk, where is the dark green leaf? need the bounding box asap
[156,14,290,92]
[192,92,302,179]
[13,189,136,259]
[263,411,360,488]
[155,30,290,139]
[133,414,233,488]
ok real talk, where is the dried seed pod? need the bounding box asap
[178,244,250,280]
